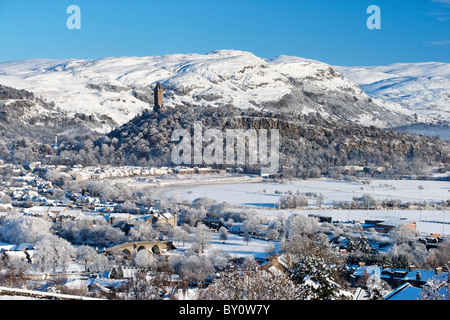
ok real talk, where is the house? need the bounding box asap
[203,217,222,230]
[0,203,13,212]
[0,212,8,223]
[146,211,177,228]
[383,283,423,300]
[261,254,302,274]
[262,254,289,273]
[364,218,416,233]
[0,243,34,263]
[350,265,382,285]
[23,161,41,171]
[383,281,449,300]
[56,209,83,223]
[23,206,51,218]
[175,167,194,174]
[76,195,99,205]
[402,267,449,288]
[91,173,106,180]
[108,213,133,225]
[377,220,416,233]
[195,167,212,174]
[380,268,413,288]
[75,213,105,226]
[350,265,450,289]
[73,172,91,181]
[47,206,68,216]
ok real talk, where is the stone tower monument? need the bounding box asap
[153,81,165,112]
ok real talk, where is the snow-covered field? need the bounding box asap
[252,209,449,235]
[163,178,450,235]
[171,231,280,260]
[164,178,449,207]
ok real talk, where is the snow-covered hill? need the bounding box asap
[335,62,450,123]
[0,50,419,132]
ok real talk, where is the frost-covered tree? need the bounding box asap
[366,272,385,300]
[133,249,156,269]
[178,206,207,226]
[347,234,371,254]
[58,219,126,247]
[242,215,267,236]
[218,226,228,243]
[284,213,318,239]
[33,235,75,272]
[281,232,336,263]
[126,269,159,300]
[201,266,305,300]
[420,279,448,300]
[0,212,53,244]
[44,170,72,187]
[190,224,212,253]
[278,192,308,209]
[388,242,427,268]
[168,227,190,247]
[316,194,325,207]
[288,254,351,300]
[129,221,158,241]
[243,231,251,245]
[425,243,450,269]
[180,254,215,285]
[110,266,124,279]
[207,249,231,269]
[265,243,276,257]
[76,245,102,272]
[392,223,420,244]
[266,228,279,241]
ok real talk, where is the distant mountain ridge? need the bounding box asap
[335,62,450,123]
[0,50,430,133]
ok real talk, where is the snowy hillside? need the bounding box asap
[0,50,418,131]
[335,62,450,123]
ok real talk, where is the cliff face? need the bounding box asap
[233,115,446,164]
[102,105,449,177]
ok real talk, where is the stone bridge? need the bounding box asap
[104,241,177,259]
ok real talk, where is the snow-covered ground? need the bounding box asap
[164,178,449,207]
[336,62,450,123]
[171,231,280,260]
[0,50,418,130]
[163,178,450,235]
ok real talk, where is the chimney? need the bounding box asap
[409,265,416,272]
[435,267,442,275]
[416,271,421,282]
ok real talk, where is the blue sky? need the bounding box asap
[0,0,449,66]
